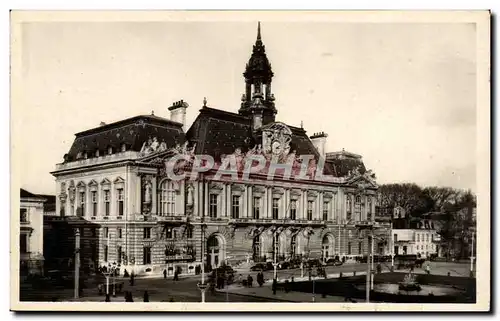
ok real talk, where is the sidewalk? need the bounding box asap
[216,285,347,303]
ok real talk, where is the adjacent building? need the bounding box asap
[19,189,46,275]
[50,23,380,276]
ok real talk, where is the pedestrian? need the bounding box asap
[123,269,129,277]
[163,269,167,279]
[105,294,110,302]
[247,274,253,288]
[143,291,149,302]
[125,292,134,302]
[425,264,431,275]
[130,272,135,286]
[272,278,277,295]
[376,263,382,274]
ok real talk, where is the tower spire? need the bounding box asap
[257,21,262,42]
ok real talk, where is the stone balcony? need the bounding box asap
[54,151,141,172]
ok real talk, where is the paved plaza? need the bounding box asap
[19,261,474,303]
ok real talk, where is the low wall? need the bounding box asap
[278,272,476,303]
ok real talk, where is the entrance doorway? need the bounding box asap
[207,234,225,269]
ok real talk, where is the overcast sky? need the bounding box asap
[16,20,477,194]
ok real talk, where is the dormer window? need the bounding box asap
[121,144,126,152]
[83,152,88,159]
[95,149,100,157]
[108,146,113,155]
[76,152,83,160]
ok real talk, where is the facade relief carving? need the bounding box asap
[139,136,168,157]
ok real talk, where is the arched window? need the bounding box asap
[354,195,362,221]
[160,181,176,216]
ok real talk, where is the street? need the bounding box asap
[19,261,474,302]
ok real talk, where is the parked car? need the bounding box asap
[250,263,267,271]
[325,258,343,266]
[306,259,323,267]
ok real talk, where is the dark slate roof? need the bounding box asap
[185,106,336,175]
[325,150,366,177]
[37,194,56,212]
[65,115,186,162]
[21,188,41,198]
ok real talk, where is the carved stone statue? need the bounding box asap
[150,137,159,152]
[159,139,167,152]
[186,184,194,206]
[144,180,152,204]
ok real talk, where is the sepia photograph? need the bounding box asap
[9,10,490,312]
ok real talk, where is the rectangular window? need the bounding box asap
[104,245,108,262]
[426,234,429,242]
[417,234,420,242]
[358,241,362,254]
[253,197,260,219]
[186,226,193,239]
[117,228,122,239]
[117,246,122,264]
[117,188,124,216]
[307,201,313,220]
[20,234,28,253]
[162,184,176,215]
[348,242,352,255]
[166,228,173,239]
[103,227,109,239]
[20,208,28,223]
[143,246,152,265]
[79,191,86,216]
[231,195,240,219]
[91,191,97,216]
[143,227,151,239]
[272,198,280,220]
[394,234,398,242]
[323,202,329,221]
[209,194,218,218]
[290,200,297,220]
[104,190,110,216]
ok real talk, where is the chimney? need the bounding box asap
[99,121,106,126]
[310,132,328,158]
[168,100,188,132]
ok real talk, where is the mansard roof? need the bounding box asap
[325,150,367,177]
[64,114,186,163]
[185,106,336,176]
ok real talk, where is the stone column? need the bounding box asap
[204,181,209,217]
[226,184,232,218]
[247,186,253,218]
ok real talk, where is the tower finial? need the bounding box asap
[257,21,261,42]
[203,97,207,107]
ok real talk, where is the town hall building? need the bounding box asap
[50,23,380,277]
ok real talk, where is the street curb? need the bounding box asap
[214,289,295,302]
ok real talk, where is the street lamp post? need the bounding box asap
[470,229,475,277]
[273,231,278,281]
[100,262,120,297]
[390,220,394,272]
[74,228,80,299]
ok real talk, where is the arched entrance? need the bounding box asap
[290,234,298,259]
[252,235,262,262]
[207,234,225,269]
[322,234,335,261]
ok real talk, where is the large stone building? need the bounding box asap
[50,23,379,276]
[19,189,47,275]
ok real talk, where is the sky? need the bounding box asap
[15,19,477,195]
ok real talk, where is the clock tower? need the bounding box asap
[239,22,277,129]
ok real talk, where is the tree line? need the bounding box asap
[377,183,476,260]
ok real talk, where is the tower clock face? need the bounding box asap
[272,141,282,155]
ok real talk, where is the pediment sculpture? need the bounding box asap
[139,136,168,157]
